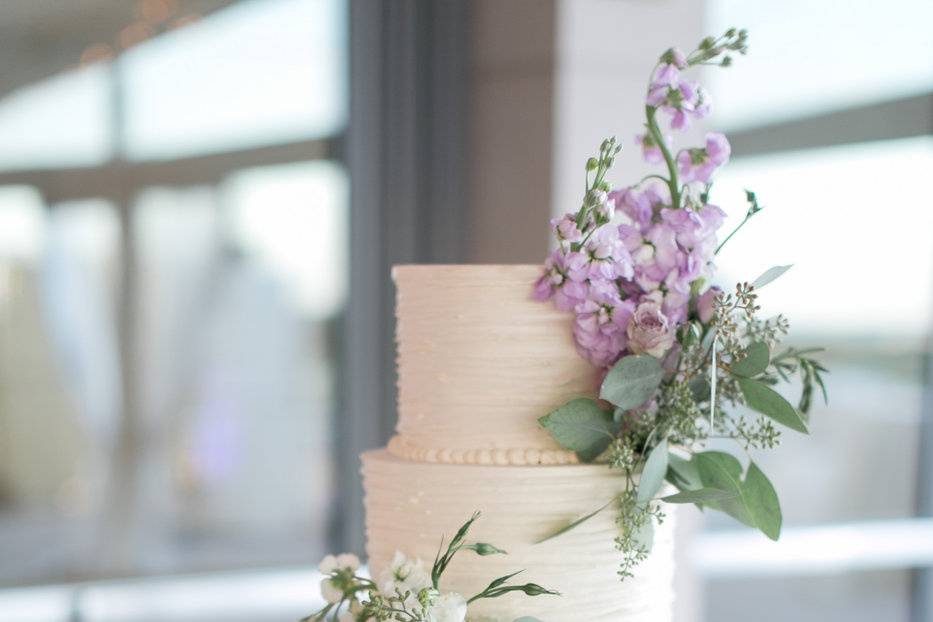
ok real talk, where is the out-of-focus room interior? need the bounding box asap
[0,0,931,620]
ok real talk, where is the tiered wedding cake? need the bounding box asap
[362,265,676,621]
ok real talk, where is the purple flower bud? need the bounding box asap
[696,286,722,323]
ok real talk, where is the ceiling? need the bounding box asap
[0,0,236,99]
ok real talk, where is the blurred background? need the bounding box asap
[0,0,930,621]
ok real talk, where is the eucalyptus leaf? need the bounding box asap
[535,498,614,544]
[600,355,664,410]
[744,462,782,540]
[661,487,738,504]
[667,452,702,491]
[751,264,792,289]
[695,452,755,527]
[538,398,614,462]
[730,341,770,377]
[738,377,809,433]
[637,439,669,503]
[688,376,710,403]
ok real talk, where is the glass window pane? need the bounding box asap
[0,66,111,170]
[122,0,347,160]
[707,0,933,128]
[0,197,120,585]
[223,161,348,319]
[712,136,933,336]
[121,168,345,573]
[706,570,912,622]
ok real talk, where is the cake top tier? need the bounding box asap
[390,264,597,465]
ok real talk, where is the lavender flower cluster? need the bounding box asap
[533,40,741,369]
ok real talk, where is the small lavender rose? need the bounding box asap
[626,301,675,358]
[696,286,722,323]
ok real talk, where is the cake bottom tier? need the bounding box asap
[362,449,676,622]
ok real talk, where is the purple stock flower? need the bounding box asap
[635,133,669,165]
[677,132,731,183]
[551,213,584,243]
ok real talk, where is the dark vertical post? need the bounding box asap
[335,0,469,554]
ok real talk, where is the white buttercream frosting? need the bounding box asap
[362,450,676,622]
[391,265,597,464]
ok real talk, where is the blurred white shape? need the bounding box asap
[0,568,326,622]
[0,65,111,170]
[708,0,933,128]
[712,136,933,336]
[225,160,348,318]
[0,186,46,260]
[122,0,347,159]
[695,518,933,577]
[0,585,73,622]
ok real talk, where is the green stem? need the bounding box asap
[638,174,669,185]
[715,211,756,254]
[645,105,680,209]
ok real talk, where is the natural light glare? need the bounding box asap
[226,161,348,318]
[711,136,933,336]
[0,66,111,170]
[707,0,933,128]
[0,186,46,260]
[122,0,346,160]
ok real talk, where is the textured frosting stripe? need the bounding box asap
[393,265,597,460]
[362,450,676,622]
[387,434,579,465]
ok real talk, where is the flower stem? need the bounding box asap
[645,105,681,209]
[715,211,756,254]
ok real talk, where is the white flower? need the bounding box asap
[320,578,343,604]
[427,592,467,622]
[319,554,339,574]
[379,551,431,597]
[336,553,361,572]
[337,611,354,622]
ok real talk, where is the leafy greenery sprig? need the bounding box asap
[302,513,557,622]
[538,270,828,579]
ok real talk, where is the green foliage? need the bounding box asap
[431,511,481,588]
[738,377,808,434]
[305,513,558,622]
[751,264,793,289]
[661,487,737,504]
[730,341,770,377]
[614,490,665,580]
[468,572,560,604]
[637,439,669,503]
[600,355,665,410]
[535,498,614,544]
[670,451,783,541]
[772,347,829,417]
[460,542,507,556]
[538,398,615,462]
[744,462,782,540]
